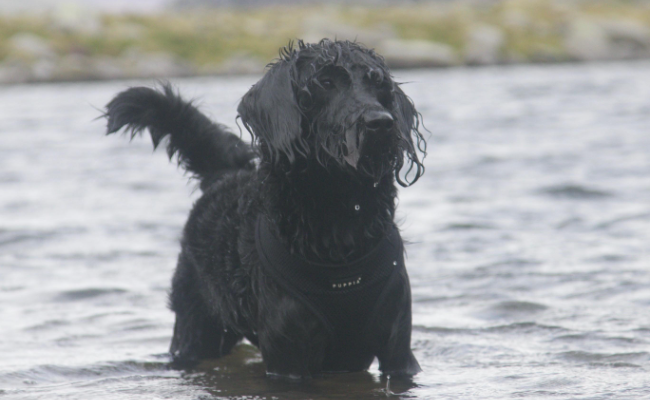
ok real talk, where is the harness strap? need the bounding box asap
[255,216,406,342]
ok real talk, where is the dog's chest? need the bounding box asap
[255,216,405,340]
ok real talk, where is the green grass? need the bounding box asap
[1,0,650,70]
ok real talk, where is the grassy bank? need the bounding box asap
[2,0,650,83]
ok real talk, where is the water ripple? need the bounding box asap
[479,300,549,320]
[52,288,128,302]
[557,351,649,365]
[537,183,615,200]
[0,361,169,387]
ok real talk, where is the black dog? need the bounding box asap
[104,39,425,379]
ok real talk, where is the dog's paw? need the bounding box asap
[379,350,422,378]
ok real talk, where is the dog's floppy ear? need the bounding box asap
[237,62,304,163]
[393,84,426,186]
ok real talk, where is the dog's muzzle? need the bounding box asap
[343,111,394,168]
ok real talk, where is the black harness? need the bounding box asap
[255,216,407,358]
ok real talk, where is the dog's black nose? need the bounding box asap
[364,111,394,131]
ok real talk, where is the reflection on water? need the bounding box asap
[1,61,650,399]
[183,344,416,399]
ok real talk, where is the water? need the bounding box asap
[1,61,649,399]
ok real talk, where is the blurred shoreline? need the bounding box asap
[2,0,650,84]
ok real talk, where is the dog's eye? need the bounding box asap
[319,78,334,89]
[368,70,384,86]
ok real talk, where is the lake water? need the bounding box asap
[1,61,649,399]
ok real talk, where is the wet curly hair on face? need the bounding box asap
[238,39,427,187]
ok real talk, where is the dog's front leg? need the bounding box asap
[257,294,327,380]
[372,277,422,378]
[374,311,421,378]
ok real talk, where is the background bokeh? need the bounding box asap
[2,0,650,83]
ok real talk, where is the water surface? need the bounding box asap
[1,61,650,399]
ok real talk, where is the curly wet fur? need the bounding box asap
[104,39,425,379]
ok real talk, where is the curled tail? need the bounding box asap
[105,84,255,190]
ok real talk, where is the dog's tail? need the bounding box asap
[105,84,255,190]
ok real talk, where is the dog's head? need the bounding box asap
[238,39,426,186]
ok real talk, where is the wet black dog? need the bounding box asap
[104,39,425,379]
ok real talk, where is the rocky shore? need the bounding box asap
[2,0,650,84]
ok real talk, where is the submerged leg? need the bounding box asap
[257,295,328,380]
[169,254,242,367]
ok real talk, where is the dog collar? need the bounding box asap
[255,216,403,294]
